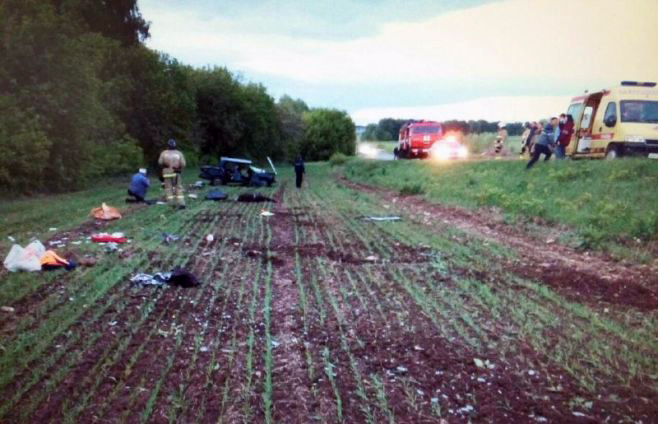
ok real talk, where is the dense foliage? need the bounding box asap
[301,109,356,160]
[361,117,525,141]
[1,0,354,192]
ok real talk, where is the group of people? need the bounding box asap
[127,139,308,208]
[127,139,187,208]
[521,114,575,169]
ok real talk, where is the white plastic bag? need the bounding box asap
[3,241,46,272]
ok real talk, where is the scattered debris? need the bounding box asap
[205,189,228,201]
[206,234,214,243]
[200,346,209,353]
[49,227,57,231]
[130,272,172,286]
[362,216,401,222]
[162,233,180,244]
[90,203,122,220]
[260,210,274,217]
[105,242,119,252]
[168,268,201,287]
[1,306,15,313]
[237,192,275,203]
[188,193,198,199]
[7,236,15,242]
[4,240,46,272]
[193,180,206,189]
[41,250,77,271]
[457,405,475,415]
[91,233,127,243]
[395,365,408,374]
[473,358,495,369]
[130,268,200,288]
[365,255,379,262]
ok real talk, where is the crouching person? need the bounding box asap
[127,168,150,203]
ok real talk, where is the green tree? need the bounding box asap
[301,109,356,160]
[276,95,309,158]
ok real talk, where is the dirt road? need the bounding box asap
[0,168,656,423]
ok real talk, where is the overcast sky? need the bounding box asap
[140,0,658,125]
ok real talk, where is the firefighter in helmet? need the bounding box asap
[158,139,186,209]
[494,122,507,155]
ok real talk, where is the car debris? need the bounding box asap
[362,216,401,222]
[1,306,16,313]
[162,233,180,244]
[260,210,274,217]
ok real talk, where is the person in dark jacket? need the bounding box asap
[526,118,557,169]
[128,168,150,202]
[294,156,305,189]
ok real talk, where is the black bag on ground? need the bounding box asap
[237,192,275,203]
[168,268,200,287]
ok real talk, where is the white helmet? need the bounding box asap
[498,121,506,128]
[139,168,147,175]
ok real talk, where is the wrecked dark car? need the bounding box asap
[199,157,277,187]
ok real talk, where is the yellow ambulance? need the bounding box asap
[565,81,658,159]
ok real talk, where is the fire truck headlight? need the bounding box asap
[432,145,451,160]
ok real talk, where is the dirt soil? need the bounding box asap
[2,178,656,423]
[338,176,658,312]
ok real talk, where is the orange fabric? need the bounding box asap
[90,203,122,220]
[40,250,69,267]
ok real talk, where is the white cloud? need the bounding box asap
[144,0,658,86]
[142,0,658,122]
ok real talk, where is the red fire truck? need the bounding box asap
[394,120,444,159]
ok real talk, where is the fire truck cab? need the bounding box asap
[394,121,443,159]
[566,81,658,159]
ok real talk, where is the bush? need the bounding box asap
[329,152,349,167]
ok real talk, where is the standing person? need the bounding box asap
[294,155,305,189]
[158,139,186,209]
[555,114,574,159]
[520,123,532,156]
[127,168,150,203]
[526,117,558,169]
[494,122,507,155]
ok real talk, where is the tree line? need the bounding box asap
[361,118,525,141]
[1,0,355,192]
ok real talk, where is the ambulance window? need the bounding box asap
[580,106,593,129]
[603,102,617,121]
[567,103,584,124]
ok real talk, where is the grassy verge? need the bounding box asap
[344,158,658,261]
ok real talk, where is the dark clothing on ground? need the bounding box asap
[129,172,150,199]
[294,159,305,189]
[526,144,553,168]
